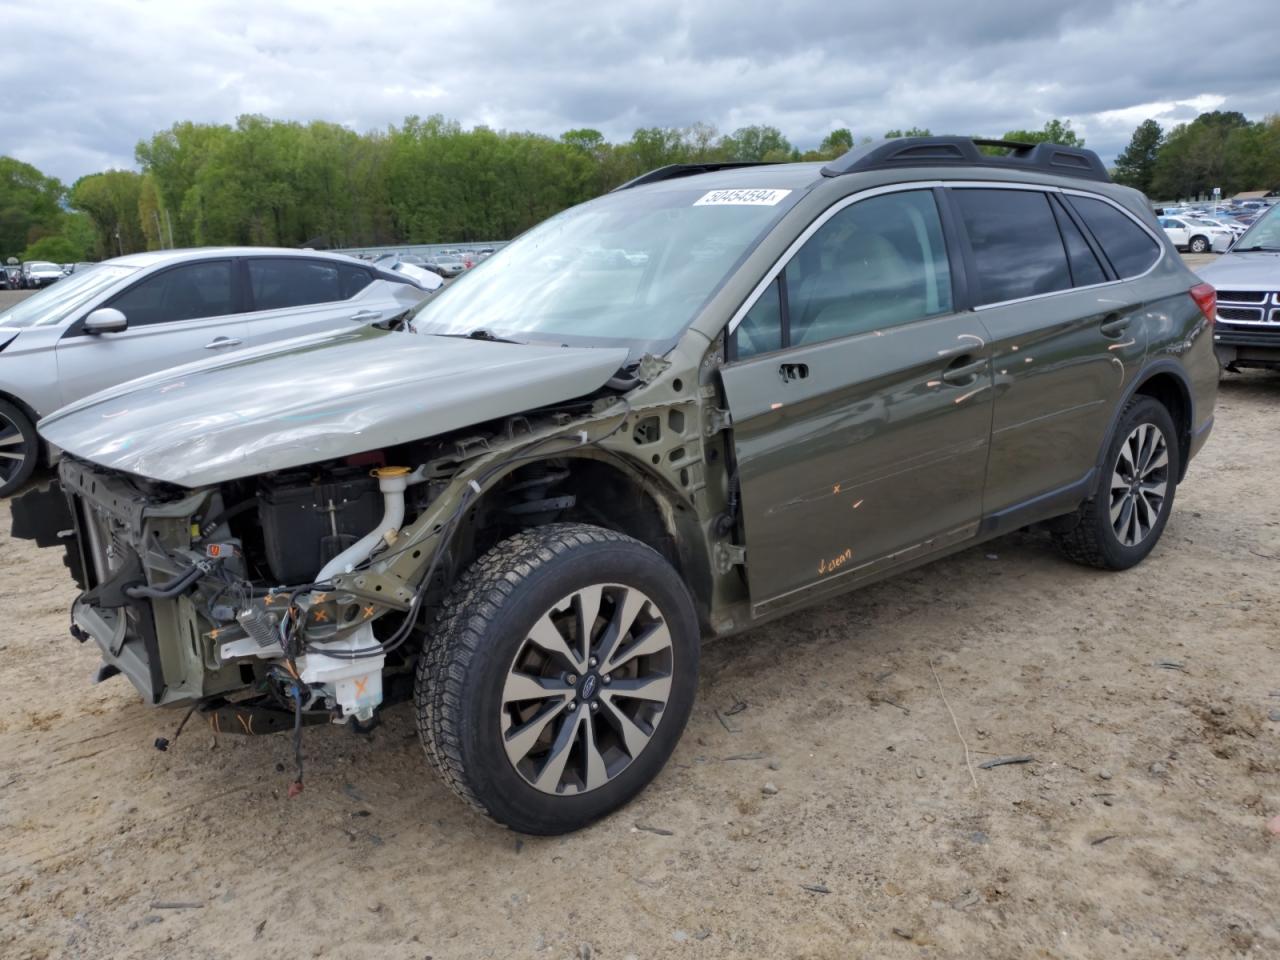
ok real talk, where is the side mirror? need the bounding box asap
[84,308,128,334]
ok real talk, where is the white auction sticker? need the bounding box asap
[693,188,792,206]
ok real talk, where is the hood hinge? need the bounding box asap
[704,407,732,436]
[714,541,746,573]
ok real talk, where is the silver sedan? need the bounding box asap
[0,247,433,495]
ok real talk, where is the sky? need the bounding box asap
[2,0,1276,185]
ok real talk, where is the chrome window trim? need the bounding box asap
[725,179,1165,336]
[726,181,944,335]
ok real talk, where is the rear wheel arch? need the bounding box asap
[1096,365,1193,484]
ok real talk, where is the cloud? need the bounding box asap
[2,0,1276,184]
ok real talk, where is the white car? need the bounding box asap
[1157,216,1233,254]
[0,247,433,495]
[1193,216,1248,239]
[21,261,65,289]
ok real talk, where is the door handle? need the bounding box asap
[1099,313,1132,337]
[941,355,986,385]
[778,362,809,382]
[204,337,243,349]
[348,310,382,323]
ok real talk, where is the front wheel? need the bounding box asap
[1053,396,1180,570]
[415,523,700,834]
[0,399,38,497]
[1189,235,1209,254]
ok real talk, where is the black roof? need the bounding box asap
[821,137,1111,183]
[615,137,1111,194]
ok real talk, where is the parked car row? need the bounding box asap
[0,260,100,290]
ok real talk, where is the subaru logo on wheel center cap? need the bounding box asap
[581,675,598,700]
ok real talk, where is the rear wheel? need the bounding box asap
[1053,396,1180,570]
[415,523,699,834]
[0,399,38,498]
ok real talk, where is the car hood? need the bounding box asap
[1197,251,1280,287]
[39,325,629,488]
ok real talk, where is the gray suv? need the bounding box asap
[12,137,1217,835]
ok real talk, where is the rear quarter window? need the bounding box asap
[1064,195,1160,278]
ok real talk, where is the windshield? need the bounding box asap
[0,264,136,328]
[1232,204,1280,251]
[410,183,803,351]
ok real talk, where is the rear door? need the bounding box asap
[719,187,994,617]
[949,186,1156,521]
[54,259,246,405]
[1160,217,1190,249]
[238,257,400,347]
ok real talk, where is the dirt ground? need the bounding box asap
[2,323,1278,960]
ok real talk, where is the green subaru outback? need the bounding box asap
[13,136,1217,834]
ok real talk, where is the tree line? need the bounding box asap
[0,111,1273,263]
[1112,111,1280,200]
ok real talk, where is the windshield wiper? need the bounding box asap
[441,327,524,344]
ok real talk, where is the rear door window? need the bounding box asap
[1064,195,1161,278]
[1050,198,1108,287]
[952,189,1072,305]
[248,258,370,310]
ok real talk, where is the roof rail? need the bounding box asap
[612,161,773,192]
[820,136,1111,183]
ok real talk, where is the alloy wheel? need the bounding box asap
[1109,422,1169,547]
[0,410,29,487]
[499,583,673,796]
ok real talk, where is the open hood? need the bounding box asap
[39,325,628,487]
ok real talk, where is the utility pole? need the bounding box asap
[152,210,164,249]
[164,208,175,248]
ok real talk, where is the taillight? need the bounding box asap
[1189,282,1216,323]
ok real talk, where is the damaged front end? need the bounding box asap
[44,390,645,738]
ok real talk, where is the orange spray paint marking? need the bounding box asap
[312,608,330,623]
[354,677,368,697]
[362,605,376,618]
[819,548,853,575]
[832,483,841,495]
[852,499,864,509]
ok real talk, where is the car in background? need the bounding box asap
[370,253,445,292]
[1192,215,1247,240]
[0,266,15,290]
[425,253,466,278]
[1198,203,1280,373]
[1157,216,1233,253]
[21,261,65,289]
[0,247,432,496]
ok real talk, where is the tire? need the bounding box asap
[1053,396,1180,570]
[1189,235,1209,254]
[0,399,38,498]
[415,523,700,835]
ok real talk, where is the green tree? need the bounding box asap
[722,125,792,161]
[1113,119,1164,194]
[883,127,933,138]
[1001,118,1084,147]
[70,170,146,257]
[0,157,66,260]
[1151,111,1253,200]
[21,235,82,263]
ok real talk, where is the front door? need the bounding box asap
[719,188,994,617]
[54,259,247,406]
